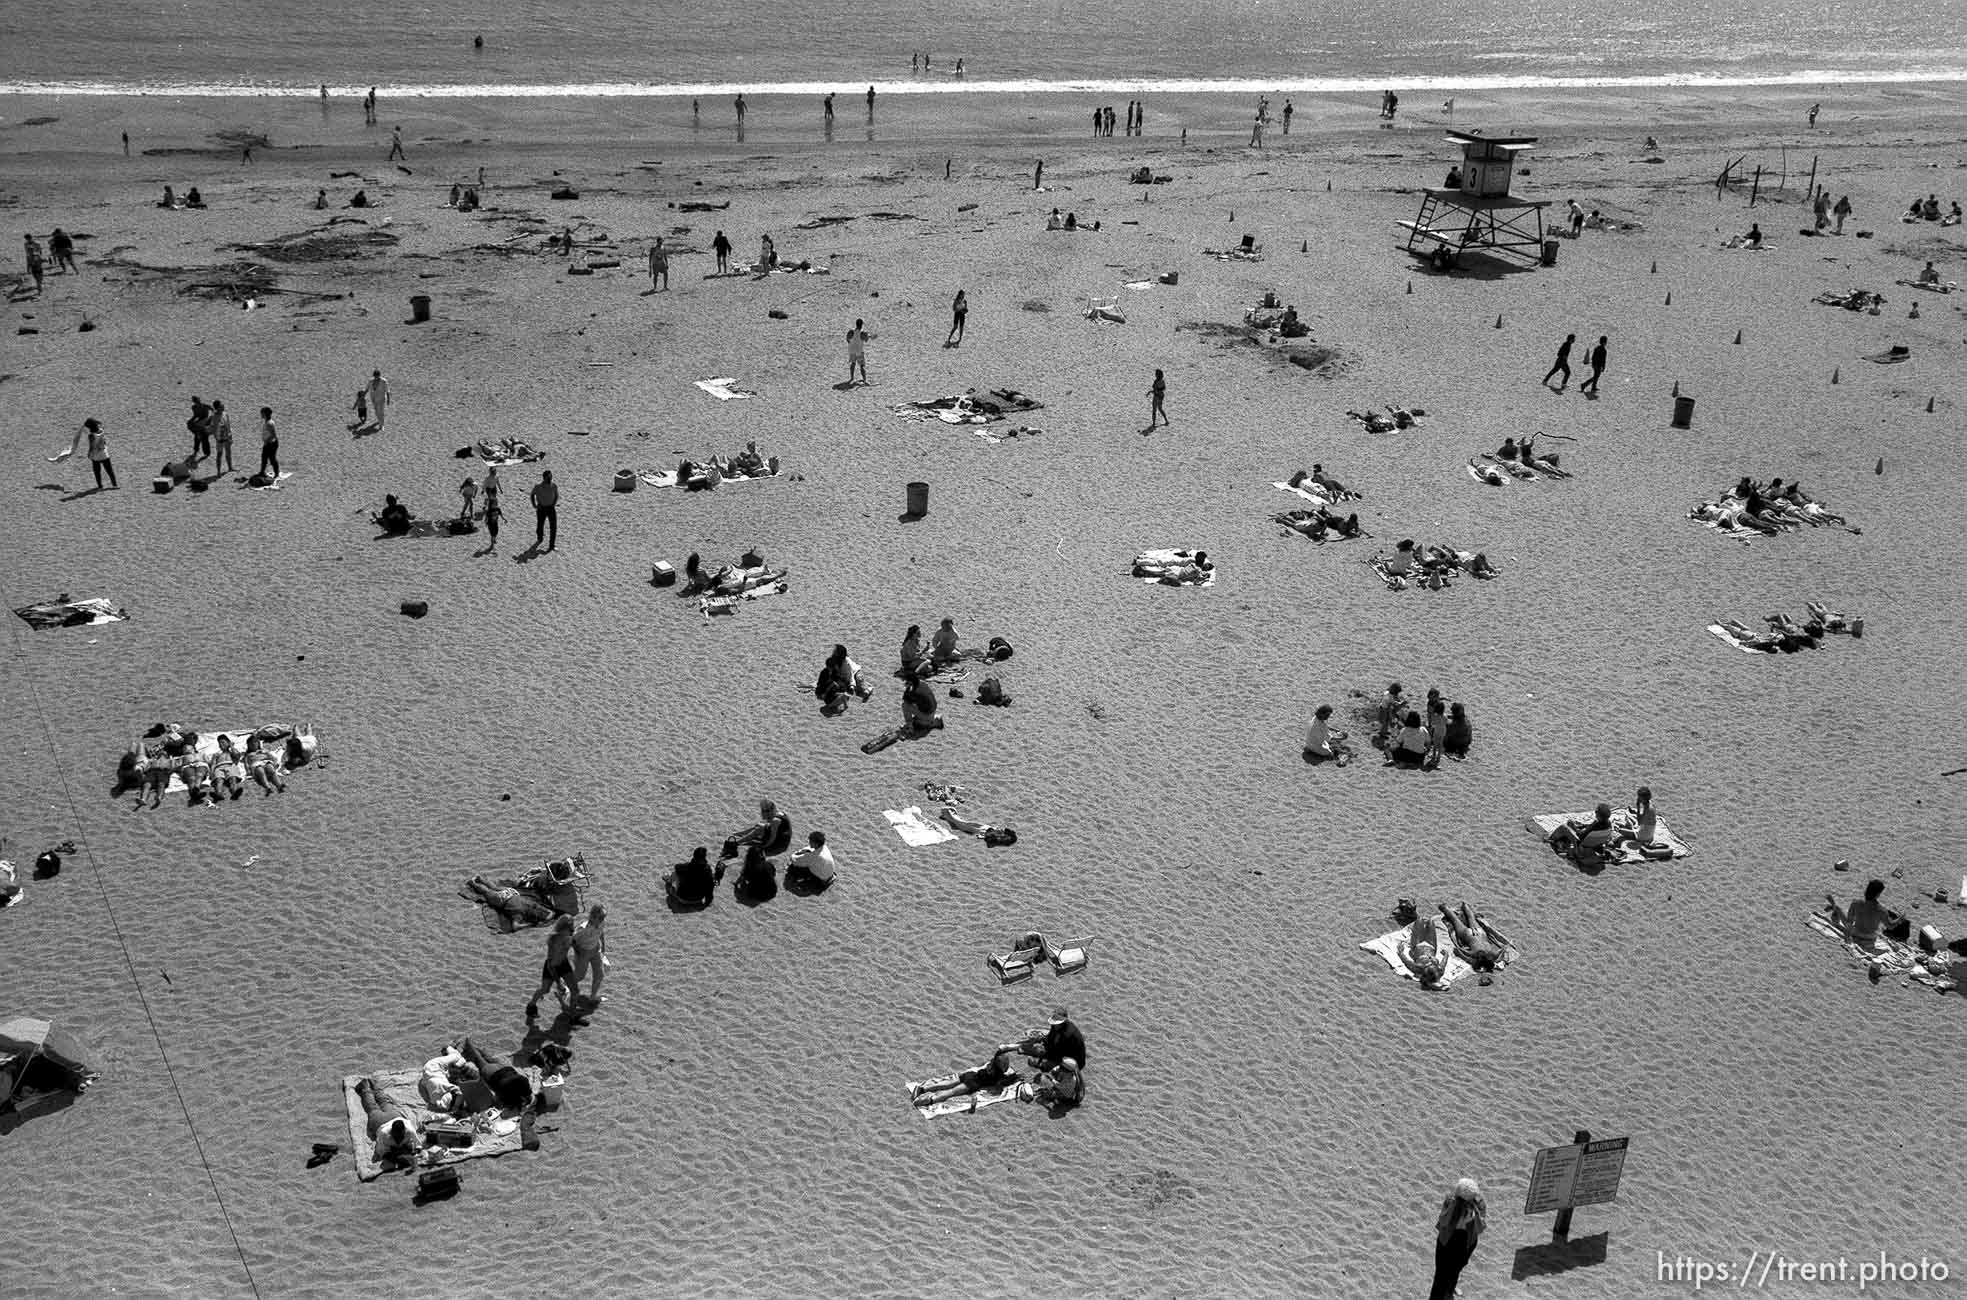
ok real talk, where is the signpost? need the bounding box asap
[1524,1131,1629,1241]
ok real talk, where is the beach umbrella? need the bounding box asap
[0,1015,100,1106]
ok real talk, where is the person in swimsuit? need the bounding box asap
[929,617,961,665]
[913,1049,1021,1106]
[1437,903,1501,970]
[1826,880,1890,950]
[242,731,287,794]
[211,734,247,800]
[1546,804,1618,858]
[1398,919,1450,988]
[524,917,580,1020]
[1025,1057,1084,1107]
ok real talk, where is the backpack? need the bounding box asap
[987,635,1013,661]
[978,676,1009,707]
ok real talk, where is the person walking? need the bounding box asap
[1282,100,1293,133]
[257,406,280,478]
[570,904,608,1008]
[457,474,478,522]
[1429,1178,1486,1300]
[23,234,45,294]
[212,400,234,472]
[946,289,967,346]
[525,917,580,1020]
[1148,369,1168,427]
[387,125,405,161]
[50,228,77,274]
[1033,159,1043,190]
[866,85,875,117]
[712,229,732,275]
[1807,101,1819,128]
[530,469,559,550]
[1832,194,1852,234]
[365,368,390,431]
[823,92,834,124]
[846,318,869,385]
[649,236,669,290]
[734,93,746,124]
[1580,335,1608,394]
[482,494,502,551]
[1542,333,1575,390]
[188,396,214,459]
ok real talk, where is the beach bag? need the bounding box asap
[978,676,1009,707]
[987,636,1013,661]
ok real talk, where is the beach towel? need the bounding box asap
[341,1067,539,1181]
[637,465,779,490]
[1360,925,1472,989]
[140,726,318,795]
[972,424,1043,444]
[1271,480,1341,505]
[1525,810,1692,861]
[14,597,128,630]
[1803,912,1929,980]
[1133,548,1215,587]
[904,1074,1026,1119]
[1896,278,1955,294]
[1706,623,1776,654]
[694,377,756,400]
[698,574,790,618]
[458,860,589,934]
[884,806,957,847]
[474,440,544,466]
[242,471,296,491]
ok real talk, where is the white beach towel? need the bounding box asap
[1271,480,1337,505]
[1706,623,1774,655]
[1803,912,1930,979]
[147,726,315,794]
[883,806,956,847]
[14,597,128,630]
[1525,809,1692,860]
[694,377,756,400]
[905,1076,1026,1119]
[1360,925,1476,989]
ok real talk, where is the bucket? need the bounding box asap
[1670,395,1695,429]
[1541,238,1559,267]
[538,1075,565,1109]
[409,294,431,323]
[905,481,929,517]
[613,469,636,493]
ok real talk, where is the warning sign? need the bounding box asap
[1524,1136,1629,1214]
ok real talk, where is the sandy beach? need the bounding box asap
[3,81,1965,1298]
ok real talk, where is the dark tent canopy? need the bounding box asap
[0,1015,101,1117]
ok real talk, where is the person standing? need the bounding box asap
[23,234,45,294]
[482,493,502,552]
[387,125,405,161]
[1135,101,1144,134]
[1282,100,1293,133]
[188,395,213,458]
[457,474,478,522]
[1832,194,1852,233]
[1033,159,1043,190]
[823,92,834,124]
[1580,335,1608,394]
[365,368,390,431]
[570,904,608,1007]
[1430,1178,1486,1300]
[1807,101,1820,128]
[525,916,580,1020]
[846,318,869,385]
[530,469,559,550]
[946,289,967,346]
[212,401,234,472]
[1091,106,1101,138]
[712,229,732,275]
[1148,368,1168,427]
[1249,112,1264,148]
[734,92,746,124]
[61,418,117,489]
[1542,333,1575,390]
[866,85,875,117]
[257,406,280,478]
[649,236,669,290]
[122,131,130,155]
[50,228,77,274]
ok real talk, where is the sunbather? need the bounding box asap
[376,495,412,536]
[419,1046,480,1114]
[664,847,718,906]
[355,1077,424,1162]
[1826,879,1890,950]
[936,807,1019,846]
[210,734,246,799]
[456,1037,533,1110]
[1437,903,1501,971]
[464,875,559,925]
[1148,550,1213,585]
[912,1049,1020,1106]
[723,799,793,859]
[1303,704,1352,765]
[817,645,873,712]
[1622,787,1661,850]
[180,752,215,805]
[1397,918,1450,988]
[1546,804,1619,859]
[1384,540,1417,577]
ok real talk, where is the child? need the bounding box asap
[458,475,479,521]
[353,388,368,428]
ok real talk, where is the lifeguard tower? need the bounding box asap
[1399,131,1549,271]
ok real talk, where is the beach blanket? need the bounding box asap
[636,465,778,490]
[474,439,544,466]
[1359,920,1518,990]
[138,726,316,795]
[458,861,589,934]
[694,377,756,400]
[697,574,789,618]
[1271,480,1343,505]
[904,1074,1026,1120]
[1133,549,1215,588]
[242,471,296,491]
[340,1067,540,1181]
[884,806,957,847]
[972,424,1043,444]
[1803,912,1932,980]
[1706,623,1776,655]
[1203,247,1263,262]
[1525,810,1692,861]
[1813,289,1886,312]
[1688,490,1858,538]
[893,388,1046,427]
[1345,407,1422,433]
[14,597,128,630]
[1896,278,1956,294]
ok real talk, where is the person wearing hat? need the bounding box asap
[1026,1057,1083,1108]
[1431,1177,1487,1300]
[1010,1008,1086,1071]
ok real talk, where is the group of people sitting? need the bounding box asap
[445,184,483,212]
[1717,601,1864,653]
[157,186,206,210]
[1901,194,1961,224]
[1044,208,1094,231]
[118,722,315,807]
[1376,539,1498,588]
[663,800,837,907]
[911,1008,1086,1110]
[1246,293,1311,339]
[1367,683,1472,769]
[1544,788,1669,863]
[676,442,776,489]
[1492,436,1570,477]
[354,1037,537,1166]
[1397,903,1506,989]
[463,856,585,927]
[1689,477,1850,535]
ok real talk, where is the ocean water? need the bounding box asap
[1,0,1963,95]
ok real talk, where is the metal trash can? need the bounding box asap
[905,481,929,517]
[613,469,636,493]
[1671,395,1695,429]
[1541,238,1559,267]
[410,294,432,323]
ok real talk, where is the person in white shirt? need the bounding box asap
[419,1046,478,1114]
[365,368,391,430]
[786,831,837,891]
[1302,704,1351,765]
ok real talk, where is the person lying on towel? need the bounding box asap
[465,875,560,925]
[937,806,1019,846]
[420,1046,481,1114]
[1545,804,1619,859]
[912,1049,1021,1106]
[665,847,718,906]
[354,1077,425,1164]
[1279,507,1363,541]
[1436,903,1501,971]
[1024,1057,1084,1108]
[1398,920,1450,989]
[457,1038,533,1110]
[728,441,769,476]
[1156,551,1214,586]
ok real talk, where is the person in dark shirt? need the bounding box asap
[912,1049,1020,1106]
[1011,1007,1086,1070]
[666,847,717,906]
